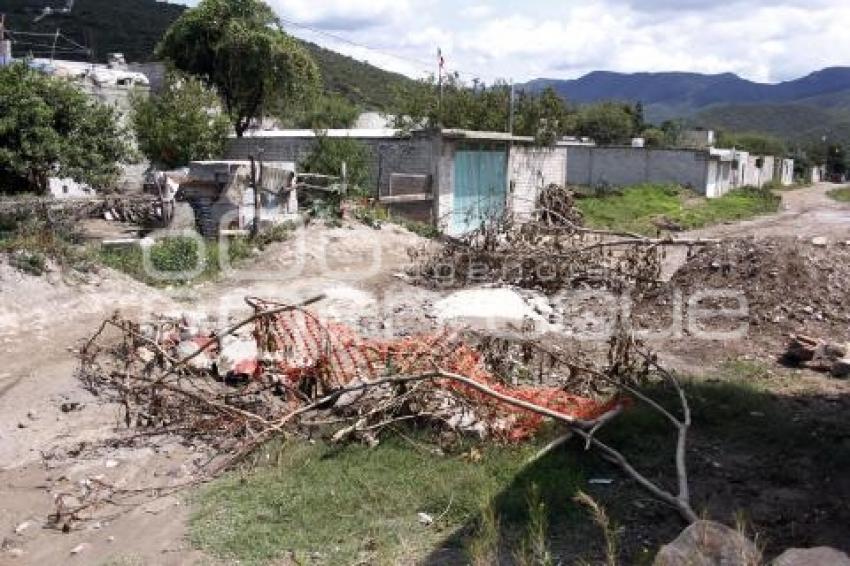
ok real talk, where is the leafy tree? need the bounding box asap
[156,0,321,137]
[301,134,371,190]
[574,102,636,145]
[392,76,577,145]
[716,132,786,156]
[287,93,360,130]
[131,72,231,169]
[641,127,666,148]
[660,120,683,147]
[514,87,577,145]
[0,63,132,194]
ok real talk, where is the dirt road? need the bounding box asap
[691,182,850,239]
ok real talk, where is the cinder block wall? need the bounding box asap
[567,147,710,194]
[509,146,567,222]
[224,135,434,199]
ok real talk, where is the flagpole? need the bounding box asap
[437,47,444,127]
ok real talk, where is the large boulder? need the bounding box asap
[654,521,761,566]
[773,547,850,566]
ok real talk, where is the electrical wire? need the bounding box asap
[277,15,502,84]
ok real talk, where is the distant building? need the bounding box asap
[18,53,158,195]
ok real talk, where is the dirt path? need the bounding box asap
[691,182,850,239]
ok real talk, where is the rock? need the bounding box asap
[6,548,24,558]
[69,543,89,555]
[417,512,433,526]
[811,237,828,247]
[14,520,32,535]
[654,520,761,566]
[773,547,850,566]
[831,358,850,379]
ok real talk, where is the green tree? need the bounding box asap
[660,120,683,147]
[716,132,786,156]
[574,102,636,145]
[288,93,359,130]
[131,72,231,169]
[0,63,132,194]
[641,127,666,148]
[301,134,371,189]
[156,0,321,137]
[514,87,577,146]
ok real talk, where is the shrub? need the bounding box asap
[301,134,371,190]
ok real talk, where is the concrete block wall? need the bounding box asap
[566,147,710,194]
[509,146,567,222]
[224,134,434,199]
[742,155,776,187]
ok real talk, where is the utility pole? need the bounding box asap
[508,79,515,135]
[51,28,60,61]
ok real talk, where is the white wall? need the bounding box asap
[508,146,568,222]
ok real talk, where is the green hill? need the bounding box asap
[0,0,412,109]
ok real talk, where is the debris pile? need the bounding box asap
[78,296,627,466]
[783,334,850,378]
[662,238,850,333]
[410,186,667,294]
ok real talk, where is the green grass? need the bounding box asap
[188,364,850,564]
[827,187,850,202]
[190,435,586,565]
[577,184,781,235]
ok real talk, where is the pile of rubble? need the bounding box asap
[662,237,850,334]
[410,186,667,294]
[78,296,631,468]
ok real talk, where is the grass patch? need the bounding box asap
[189,369,850,564]
[827,187,850,202]
[98,223,294,286]
[190,435,585,565]
[577,184,781,235]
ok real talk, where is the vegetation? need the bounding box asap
[303,41,415,110]
[0,63,132,194]
[156,0,321,137]
[1,0,185,63]
[285,93,359,130]
[827,187,850,202]
[715,132,787,156]
[300,134,371,189]
[99,225,292,286]
[577,184,781,235]
[191,434,585,565]
[131,72,231,169]
[574,102,637,145]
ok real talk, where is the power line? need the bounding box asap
[277,16,501,84]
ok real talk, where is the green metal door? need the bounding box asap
[452,149,507,234]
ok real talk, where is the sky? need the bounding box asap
[176,0,850,84]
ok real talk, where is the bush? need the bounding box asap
[131,71,231,169]
[0,63,132,194]
[301,134,371,191]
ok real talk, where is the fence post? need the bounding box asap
[250,156,260,238]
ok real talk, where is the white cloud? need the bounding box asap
[268,0,413,30]
[171,0,850,83]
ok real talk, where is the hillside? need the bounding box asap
[526,68,850,144]
[0,0,412,109]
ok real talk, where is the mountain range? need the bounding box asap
[526,69,850,145]
[3,0,849,146]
